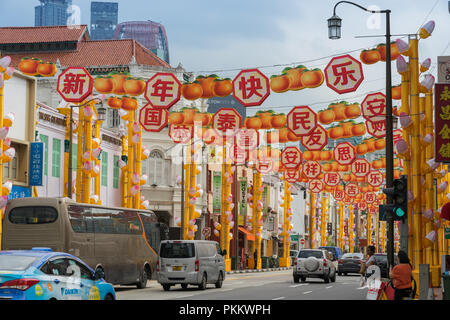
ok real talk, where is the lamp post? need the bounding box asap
[67,97,105,199]
[328,1,394,269]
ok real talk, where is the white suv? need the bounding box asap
[293,249,337,283]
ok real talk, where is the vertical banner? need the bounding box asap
[262,184,270,214]
[29,142,44,186]
[212,171,222,215]
[435,84,450,162]
[238,177,248,225]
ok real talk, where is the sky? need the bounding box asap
[0,0,449,115]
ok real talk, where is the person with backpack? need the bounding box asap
[389,250,414,300]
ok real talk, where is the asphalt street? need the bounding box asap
[115,270,368,300]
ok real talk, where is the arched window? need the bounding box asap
[143,149,170,186]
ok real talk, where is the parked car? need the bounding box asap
[0,248,116,300]
[289,250,298,266]
[318,246,343,261]
[337,252,364,276]
[293,249,337,283]
[156,240,226,291]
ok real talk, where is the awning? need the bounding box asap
[238,226,255,241]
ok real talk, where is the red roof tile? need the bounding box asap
[5,39,171,68]
[0,25,89,44]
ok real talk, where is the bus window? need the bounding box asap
[9,206,58,225]
[68,205,93,233]
[92,208,115,234]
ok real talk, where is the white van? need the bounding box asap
[156,240,226,291]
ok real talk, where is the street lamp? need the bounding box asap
[67,96,105,199]
[328,1,395,270]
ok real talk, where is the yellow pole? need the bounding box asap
[127,110,135,208]
[121,136,128,208]
[339,201,344,249]
[409,37,423,278]
[280,180,291,267]
[368,211,372,247]
[189,143,197,240]
[256,171,262,270]
[0,86,4,249]
[94,120,102,205]
[376,210,380,252]
[184,144,191,240]
[63,112,70,198]
[134,128,142,209]
[224,160,232,271]
[349,205,354,253]
[310,192,316,248]
[321,193,327,246]
[76,106,84,203]
[400,71,413,260]
[82,105,93,204]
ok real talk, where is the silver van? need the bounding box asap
[156,240,226,291]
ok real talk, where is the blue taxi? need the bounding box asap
[0,248,116,300]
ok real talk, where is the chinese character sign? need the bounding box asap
[284,169,301,183]
[29,142,44,186]
[351,159,371,177]
[345,183,359,197]
[324,54,364,94]
[301,125,328,151]
[309,179,323,193]
[333,142,356,165]
[303,160,322,179]
[212,108,242,137]
[366,118,386,138]
[57,67,94,103]
[139,105,168,132]
[232,69,270,107]
[333,190,345,201]
[287,106,317,137]
[281,146,302,169]
[435,84,450,162]
[366,170,384,187]
[145,73,181,109]
[364,192,376,204]
[169,125,194,144]
[228,143,248,165]
[235,128,259,151]
[324,172,340,186]
[361,92,386,121]
[255,156,273,175]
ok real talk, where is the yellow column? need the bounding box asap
[280,180,291,267]
[321,193,327,246]
[76,106,84,203]
[255,172,262,270]
[339,201,344,249]
[376,210,380,252]
[134,128,142,209]
[0,86,4,248]
[121,135,128,208]
[126,110,135,208]
[94,120,102,205]
[310,192,316,248]
[82,105,93,204]
[409,38,422,279]
[349,205,354,253]
[368,211,372,246]
[63,112,70,198]
[184,144,191,240]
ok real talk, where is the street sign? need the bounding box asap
[324,54,364,94]
[139,105,169,132]
[281,146,302,169]
[232,69,270,107]
[29,142,44,186]
[144,73,181,110]
[287,106,317,137]
[57,67,94,103]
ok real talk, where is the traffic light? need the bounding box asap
[382,175,408,221]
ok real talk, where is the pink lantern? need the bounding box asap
[399,112,412,128]
[130,185,139,196]
[423,209,433,220]
[84,106,94,118]
[188,230,195,238]
[132,122,140,133]
[0,127,9,140]
[83,161,92,171]
[439,181,448,192]
[189,219,196,226]
[395,38,409,54]
[82,151,91,160]
[0,195,7,208]
[132,134,141,144]
[396,55,409,74]
[213,229,220,237]
[189,197,196,205]
[132,173,140,184]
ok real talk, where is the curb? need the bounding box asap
[226,267,292,275]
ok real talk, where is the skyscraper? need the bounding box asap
[90,2,119,40]
[35,0,72,26]
[113,21,170,64]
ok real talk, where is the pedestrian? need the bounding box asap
[360,245,376,275]
[389,250,413,300]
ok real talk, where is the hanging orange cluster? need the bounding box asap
[18,57,57,77]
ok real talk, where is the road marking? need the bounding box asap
[357,286,368,290]
[175,294,194,299]
[303,291,313,294]
[220,288,233,292]
[326,286,333,289]
[289,284,309,288]
[272,297,285,300]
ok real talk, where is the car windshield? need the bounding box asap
[298,250,323,259]
[319,247,336,254]
[353,253,364,259]
[160,243,195,258]
[341,253,353,259]
[0,255,39,271]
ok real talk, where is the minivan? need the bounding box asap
[156,240,226,291]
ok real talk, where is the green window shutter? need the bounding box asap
[52,138,61,178]
[101,151,108,186]
[39,134,48,176]
[72,143,77,171]
[113,155,119,189]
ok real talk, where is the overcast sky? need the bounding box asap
[0,0,449,113]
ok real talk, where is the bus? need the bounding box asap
[1,197,168,288]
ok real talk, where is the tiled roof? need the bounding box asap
[0,25,89,44]
[5,39,171,68]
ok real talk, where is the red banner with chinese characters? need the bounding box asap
[435,84,450,162]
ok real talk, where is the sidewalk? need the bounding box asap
[226,267,293,274]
